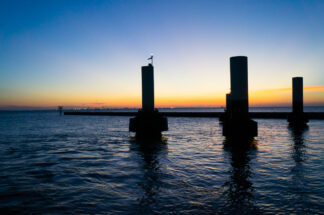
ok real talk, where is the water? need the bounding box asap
[0,110,324,214]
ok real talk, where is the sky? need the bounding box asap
[0,0,324,109]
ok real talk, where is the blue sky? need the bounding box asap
[1,0,324,108]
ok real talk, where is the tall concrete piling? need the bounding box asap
[129,63,168,139]
[288,77,308,127]
[293,77,303,114]
[222,56,257,138]
[142,64,154,112]
[230,57,249,120]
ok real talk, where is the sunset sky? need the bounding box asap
[1,0,324,109]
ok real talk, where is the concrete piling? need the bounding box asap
[230,57,249,120]
[288,77,308,127]
[292,77,303,114]
[222,56,257,138]
[219,93,231,123]
[129,63,168,139]
[142,64,154,112]
[226,93,231,113]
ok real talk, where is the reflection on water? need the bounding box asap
[289,126,308,163]
[222,138,261,214]
[129,137,168,213]
[289,126,310,213]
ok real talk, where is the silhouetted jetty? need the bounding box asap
[64,56,324,124]
[63,111,324,119]
[129,61,168,139]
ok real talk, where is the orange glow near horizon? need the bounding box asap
[1,86,324,109]
[250,86,324,106]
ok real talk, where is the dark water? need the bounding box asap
[0,110,324,214]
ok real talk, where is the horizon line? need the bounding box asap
[1,105,324,111]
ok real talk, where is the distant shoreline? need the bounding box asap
[1,106,324,112]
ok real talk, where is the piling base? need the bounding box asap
[219,111,230,124]
[129,109,168,139]
[288,113,308,128]
[222,118,258,138]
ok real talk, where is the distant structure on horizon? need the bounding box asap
[129,58,168,139]
[222,56,258,139]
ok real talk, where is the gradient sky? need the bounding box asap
[1,0,324,109]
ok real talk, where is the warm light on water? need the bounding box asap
[0,111,323,214]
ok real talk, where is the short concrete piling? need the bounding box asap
[288,77,308,127]
[219,93,231,123]
[222,56,257,138]
[226,93,231,114]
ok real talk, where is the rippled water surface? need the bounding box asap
[0,111,324,214]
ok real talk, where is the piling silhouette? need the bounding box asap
[220,93,231,123]
[288,77,308,127]
[226,93,231,115]
[222,56,257,138]
[129,61,168,139]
